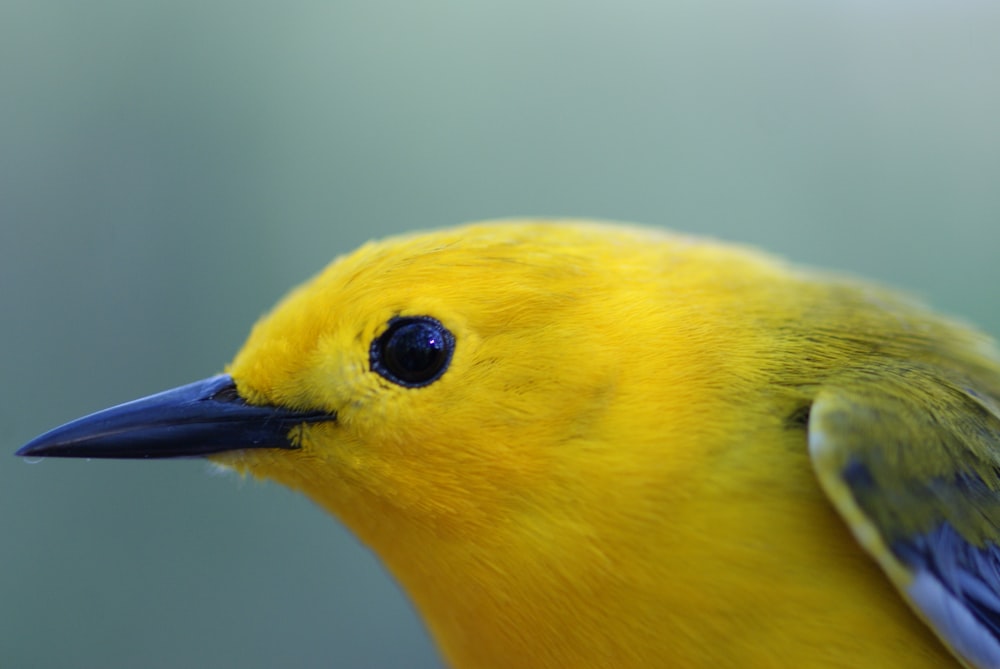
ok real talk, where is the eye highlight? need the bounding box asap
[370,317,455,388]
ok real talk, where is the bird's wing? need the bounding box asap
[809,373,1000,669]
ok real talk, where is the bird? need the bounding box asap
[17,219,1000,668]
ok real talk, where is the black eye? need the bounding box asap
[370,317,455,387]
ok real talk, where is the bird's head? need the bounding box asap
[18,220,750,554]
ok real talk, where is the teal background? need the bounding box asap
[2,2,999,667]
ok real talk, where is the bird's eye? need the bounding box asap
[370,317,455,388]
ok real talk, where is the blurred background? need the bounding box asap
[2,1,999,667]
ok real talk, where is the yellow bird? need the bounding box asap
[18,220,1000,668]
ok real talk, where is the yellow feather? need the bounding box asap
[218,220,988,667]
[23,219,1000,668]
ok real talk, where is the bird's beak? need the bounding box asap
[15,374,332,459]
